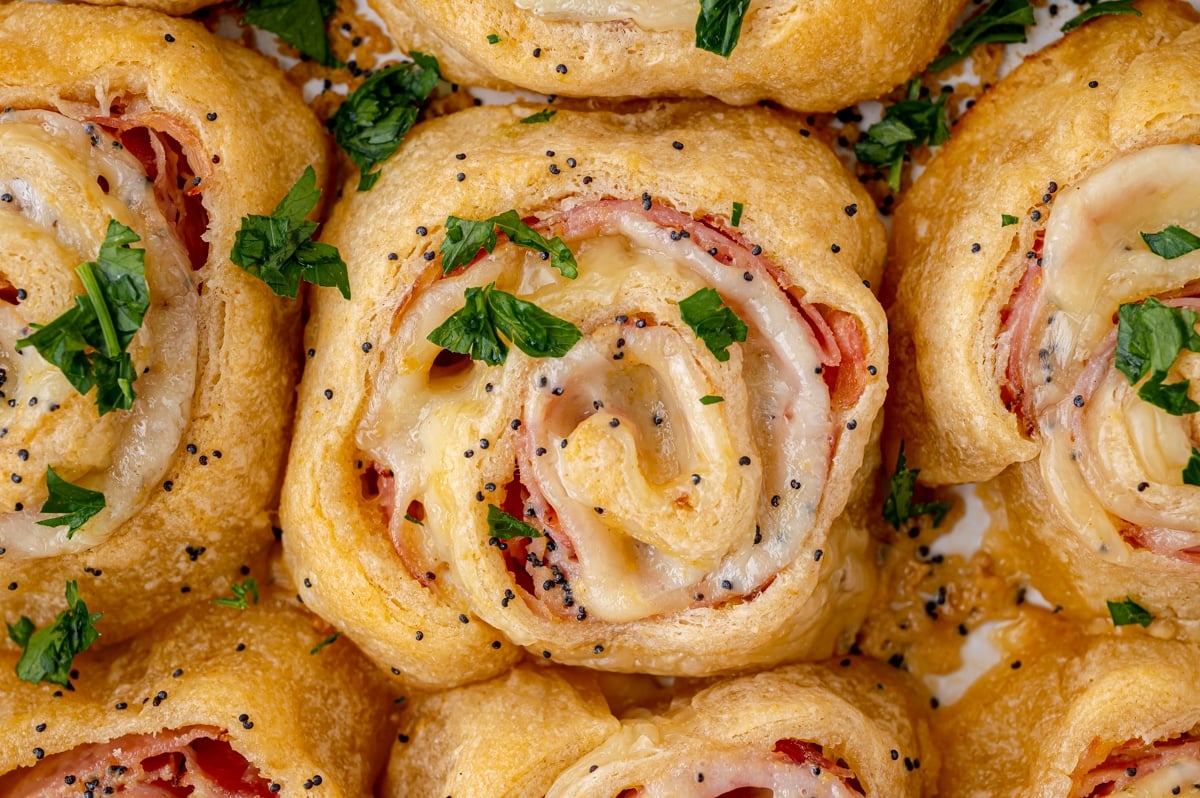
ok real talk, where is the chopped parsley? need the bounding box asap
[330,52,440,191]
[212,577,260,610]
[519,108,557,125]
[6,581,101,687]
[427,283,581,367]
[695,0,751,57]
[1141,224,1200,260]
[230,165,350,300]
[403,513,424,526]
[678,287,748,363]
[1114,298,1200,416]
[17,220,149,416]
[487,504,542,540]
[883,442,952,530]
[700,395,725,405]
[36,467,105,538]
[440,212,577,278]
[243,0,342,67]
[310,632,340,654]
[928,0,1035,73]
[1106,596,1153,627]
[854,80,951,191]
[1061,0,1142,33]
[1002,214,1020,227]
[731,201,744,227]
[487,33,501,44]
[1184,448,1200,487]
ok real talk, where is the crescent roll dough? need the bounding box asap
[371,0,967,112]
[0,3,331,644]
[938,614,1200,798]
[282,101,888,688]
[386,659,936,797]
[0,587,392,796]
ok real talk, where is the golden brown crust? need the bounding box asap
[282,100,888,688]
[0,3,332,642]
[371,0,967,112]
[937,613,1200,798]
[886,0,1200,485]
[385,659,936,797]
[0,588,393,796]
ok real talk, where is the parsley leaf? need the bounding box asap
[883,442,952,530]
[1106,596,1153,627]
[855,80,951,191]
[1002,214,1020,226]
[6,581,102,687]
[731,201,744,227]
[330,52,440,191]
[310,632,340,654]
[487,33,501,44]
[700,395,725,405]
[212,577,260,610]
[243,0,342,67]
[1184,447,1200,487]
[519,108,557,125]
[231,165,350,300]
[17,220,149,416]
[928,0,1035,73]
[1114,299,1200,414]
[1061,0,1142,33]
[695,0,752,57]
[487,504,542,540]
[427,283,582,366]
[36,467,105,538]
[1141,225,1200,260]
[439,212,578,279]
[403,513,425,525]
[678,287,748,362]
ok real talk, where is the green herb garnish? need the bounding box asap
[310,632,340,654]
[731,201,744,227]
[883,442,952,530]
[678,287,748,363]
[330,52,440,191]
[231,166,350,300]
[17,220,149,416]
[519,109,557,125]
[243,0,342,67]
[440,212,577,279]
[212,578,260,610]
[1106,596,1153,627]
[1002,214,1019,226]
[1141,225,1200,260]
[427,283,582,367]
[1184,448,1200,487]
[403,513,424,526]
[486,33,501,44]
[6,581,101,687]
[928,0,1035,73]
[854,80,951,191]
[695,0,751,57]
[1061,0,1142,33]
[1115,298,1200,415]
[487,504,542,540]
[700,395,725,405]
[36,467,105,539]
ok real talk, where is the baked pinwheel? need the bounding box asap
[0,3,331,643]
[386,658,935,797]
[0,585,392,796]
[370,0,967,112]
[886,0,1200,624]
[938,613,1200,798]
[282,101,888,687]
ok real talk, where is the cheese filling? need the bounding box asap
[511,0,706,30]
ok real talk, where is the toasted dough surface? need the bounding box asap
[886,0,1200,485]
[282,101,888,688]
[372,0,967,112]
[0,3,332,643]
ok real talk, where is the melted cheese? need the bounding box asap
[1027,145,1200,557]
[359,205,832,623]
[1115,757,1200,796]
[511,0,703,30]
[0,110,197,557]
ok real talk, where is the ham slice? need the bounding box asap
[0,727,273,797]
[1073,736,1200,798]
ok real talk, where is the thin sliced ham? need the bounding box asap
[1073,736,1200,798]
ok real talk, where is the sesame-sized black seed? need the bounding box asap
[1031,210,1042,222]
[152,690,167,706]
[560,439,567,449]
[490,640,501,649]
[847,419,858,430]
[415,631,424,640]
[743,271,753,282]
[672,141,684,150]
[6,582,14,591]
[738,456,751,466]
[387,252,398,261]
[971,242,981,253]
[751,245,763,256]
[532,47,542,57]
[770,495,780,507]
[423,251,436,261]
[721,580,733,590]
[1088,80,1099,88]
[542,650,552,658]
[549,164,560,175]
[556,63,567,73]
[456,172,466,182]
[1048,181,1058,194]
[458,614,469,624]
[464,449,474,458]
[576,606,587,621]
[814,549,824,561]
[844,204,858,217]
[1138,482,1149,492]
[868,365,878,376]
[33,748,43,759]
[206,112,217,121]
